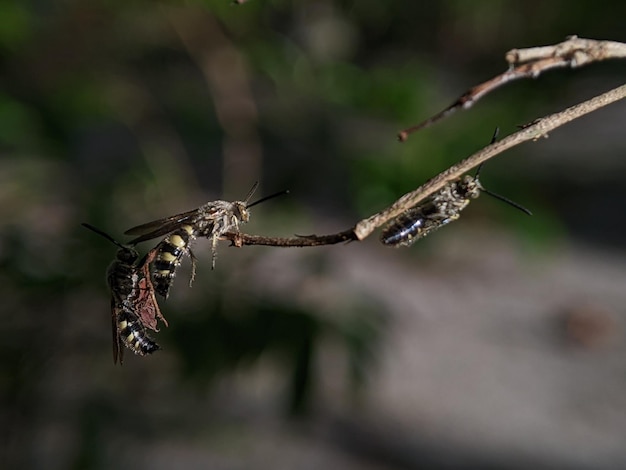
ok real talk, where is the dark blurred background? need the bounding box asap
[2,1,626,469]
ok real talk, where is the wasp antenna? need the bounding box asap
[490,127,500,145]
[247,189,289,208]
[243,181,260,204]
[81,223,128,249]
[475,127,501,179]
[475,163,485,179]
[481,189,532,216]
[477,127,531,215]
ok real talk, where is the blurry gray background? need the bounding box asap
[1,1,626,469]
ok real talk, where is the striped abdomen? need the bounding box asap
[381,208,431,247]
[153,225,196,298]
[117,308,160,356]
[381,179,477,247]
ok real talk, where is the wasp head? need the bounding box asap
[458,175,482,200]
[233,201,250,223]
[116,246,139,265]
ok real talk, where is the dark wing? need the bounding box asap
[124,209,199,244]
[111,298,123,365]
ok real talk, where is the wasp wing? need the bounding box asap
[124,209,199,244]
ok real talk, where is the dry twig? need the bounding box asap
[398,36,626,141]
[358,83,626,240]
[209,38,626,249]
[221,83,626,247]
[222,230,358,247]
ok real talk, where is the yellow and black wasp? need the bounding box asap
[124,183,286,299]
[82,223,167,364]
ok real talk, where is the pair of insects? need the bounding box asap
[84,183,283,364]
[87,128,529,363]
[381,129,531,247]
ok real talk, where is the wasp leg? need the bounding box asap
[188,248,198,287]
[112,299,124,366]
[210,233,219,270]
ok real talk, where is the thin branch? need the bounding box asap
[221,83,626,247]
[222,230,358,247]
[398,36,626,141]
[358,83,626,239]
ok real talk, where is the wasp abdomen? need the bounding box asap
[153,225,196,298]
[117,309,160,356]
[381,210,427,247]
[380,180,475,248]
[380,131,530,251]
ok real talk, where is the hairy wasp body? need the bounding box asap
[125,183,285,298]
[381,129,531,247]
[381,175,481,247]
[83,224,165,364]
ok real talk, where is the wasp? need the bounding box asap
[381,129,531,247]
[124,183,287,299]
[82,223,167,364]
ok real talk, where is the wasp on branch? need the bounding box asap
[82,223,167,364]
[124,183,287,299]
[381,129,531,247]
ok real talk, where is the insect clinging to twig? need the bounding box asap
[381,129,531,247]
[124,183,287,298]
